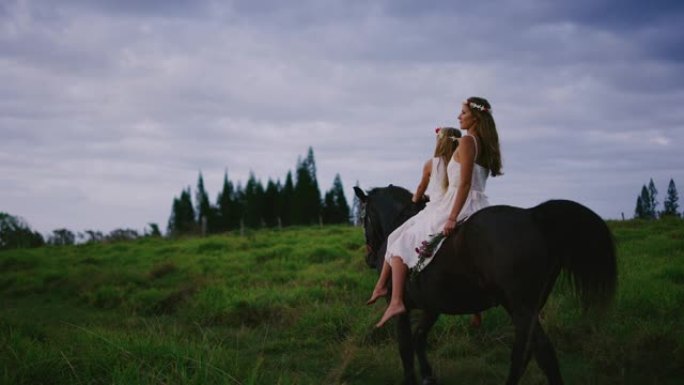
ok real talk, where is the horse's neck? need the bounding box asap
[378,212,396,239]
[379,199,413,237]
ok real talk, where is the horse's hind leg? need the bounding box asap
[531,319,564,385]
[397,312,418,385]
[505,312,537,385]
[414,311,440,385]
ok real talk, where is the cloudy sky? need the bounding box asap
[1,0,683,236]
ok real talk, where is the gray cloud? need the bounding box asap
[544,0,684,29]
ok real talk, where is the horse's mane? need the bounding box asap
[367,185,423,233]
[367,185,412,202]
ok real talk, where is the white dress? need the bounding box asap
[384,135,490,269]
[424,157,448,206]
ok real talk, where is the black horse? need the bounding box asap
[354,185,617,385]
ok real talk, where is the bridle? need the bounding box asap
[361,203,384,266]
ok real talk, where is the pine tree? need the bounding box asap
[639,185,655,220]
[180,187,197,232]
[293,148,322,225]
[168,187,196,235]
[323,190,336,224]
[648,178,658,218]
[332,174,350,223]
[233,183,246,229]
[305,147,317,184]
[263,179,280,227]
[196,172,214,233]
[322,174,350,224]
[217,171,236,231]
[661,178,680,218]
[280,171,294,227]
[292,158,307,225]
[304,147,322,224]
[168,198,181,235]
[634,195,645,219]
[243,172,265,228]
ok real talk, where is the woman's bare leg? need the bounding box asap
[367,260,390,304]
[376,256,408,327]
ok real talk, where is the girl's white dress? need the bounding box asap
[424,156,448,206]
[384,135,490,270]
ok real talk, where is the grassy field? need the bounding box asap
[1,219,683,385]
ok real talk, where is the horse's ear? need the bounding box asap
[353,186,367,203]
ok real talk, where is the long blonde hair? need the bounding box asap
[434,127,461,191]
[466,97,502,177]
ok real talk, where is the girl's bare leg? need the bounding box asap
[376,256,408,327]
[367,259,390,304]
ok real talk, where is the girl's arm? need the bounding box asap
[412,159,432,203]
[443,136,475,235]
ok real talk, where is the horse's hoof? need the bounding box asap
[422,376,438,385]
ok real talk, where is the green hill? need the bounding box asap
[2,220,683,384]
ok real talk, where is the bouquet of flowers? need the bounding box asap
[410,232,446,280]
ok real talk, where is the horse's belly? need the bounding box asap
[410,275,497,314]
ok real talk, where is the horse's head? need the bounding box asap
[354,185,424,269]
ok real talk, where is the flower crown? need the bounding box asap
[467,101,491,113]
[435,127,459,142]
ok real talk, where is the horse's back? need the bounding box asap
[467,199,616,310]
[465,199,611,255]
[453,204,563,310]
[418,205,550,313]
[462,205,550,274]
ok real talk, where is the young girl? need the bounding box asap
[366,127,461,304]
[414,127,463,210]
[371,97,503,328]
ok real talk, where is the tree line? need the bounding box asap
[634,178,681,219]
[0,147,350,249]
[167,147,351,236]
[0,211,158,250]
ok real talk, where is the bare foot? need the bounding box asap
[375,302,406,328]
[470,313,482,328]
[366,287,388,305]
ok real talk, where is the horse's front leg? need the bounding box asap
[397,311,417,385]
[414,311,440,385]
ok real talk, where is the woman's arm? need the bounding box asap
[412,159,432,203]
[443,136,475,235]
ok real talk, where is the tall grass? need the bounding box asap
[1,220,683,384]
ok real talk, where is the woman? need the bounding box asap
[372,97,503,328]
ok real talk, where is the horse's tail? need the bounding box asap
[531,200,617,311]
